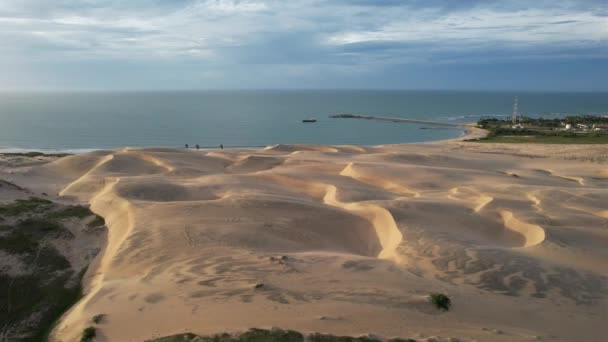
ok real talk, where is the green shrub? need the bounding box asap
[0,197,97,341]
[81,326,96,342]
[309,333,380,342]
[18,218,72,238]
[147,330,419,342]
[430,293,452,311]
[147,333,203,342]
[0,197,53,216]
[147,329,304,342]
[1,151,71,157]
[92,313,106,324]
[239,328,303,342]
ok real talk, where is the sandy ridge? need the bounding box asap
[5,142,601,342]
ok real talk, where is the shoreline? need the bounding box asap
[443,123,489,142]
[0,126,482,155]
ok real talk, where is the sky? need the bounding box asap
[0,0,606,91]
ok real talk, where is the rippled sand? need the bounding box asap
[2,140,607,342]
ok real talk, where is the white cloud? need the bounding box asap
[1,0,603,62]
[0,0,606,89]
[326,8,608,45]
[199,0,268,12]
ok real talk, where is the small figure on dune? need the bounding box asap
[185,144,189,148]
[196,144,200,150]
[220,144,224,150]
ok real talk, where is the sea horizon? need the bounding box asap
[2,88,608,94]
[1,90,607,151]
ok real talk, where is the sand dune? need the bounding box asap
[448,187,493,213]
[340,162,420,198]
[323,184,403,263]
[499,211,546,247]
[534,168,585,186]
[264,144,339,153]
[59,153,115,199]
[226,155,285,173]
[3,142,606,342]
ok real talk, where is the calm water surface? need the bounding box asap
[0,90,606,151]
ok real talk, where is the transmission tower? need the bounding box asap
[512,96,519,124]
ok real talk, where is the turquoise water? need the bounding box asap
[0,90,607,151]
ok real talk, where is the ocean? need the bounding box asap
[0,90,607,151]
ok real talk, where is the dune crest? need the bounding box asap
[264,144,338,153]
[323,185,404,263]
[340,162,420,197]
[59,153,115,198]
[499,211,546,247]
[227,155,285,173]
[448,186,493,213]
[536,168,585,186]
[55,177,137,341]
[139,154,175,173]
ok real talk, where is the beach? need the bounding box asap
[1,135,607,341]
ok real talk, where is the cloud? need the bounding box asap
[325,6,607,45]
[0,0,606,90]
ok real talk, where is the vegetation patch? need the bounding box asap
[470,115,608,144]
[473,134,608,144]
[146,329,420,342]
[0,197,105,341]
[1,152,71,158]
[240,328,303,342]
[49,205,94,219]
[0,268,82,341]
[92,313,106,324]
[430,293,452,311]
[0,197,53,216]
[309,333,380,342]
[81,326,96,342]
[148,333,202,342]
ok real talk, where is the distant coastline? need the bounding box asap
[1,91,605,150]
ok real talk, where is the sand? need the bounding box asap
[1,138,607,342]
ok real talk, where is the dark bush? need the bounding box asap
[430,293,452,311]
[49,205,93,219]
[0,197,53,216]
[81,326,96,342]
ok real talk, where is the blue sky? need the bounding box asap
[0,0,606,91]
